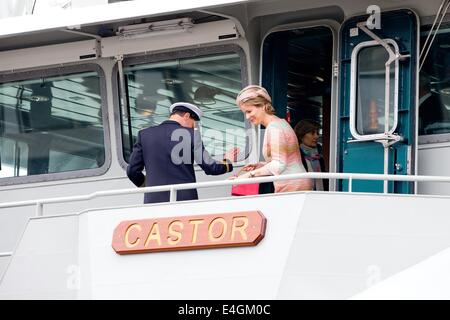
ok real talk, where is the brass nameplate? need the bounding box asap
[112,211,266,254]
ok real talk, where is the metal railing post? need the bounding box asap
[36,202,43,217]
[169,187,176,202]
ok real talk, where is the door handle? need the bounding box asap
[347,133,403,145]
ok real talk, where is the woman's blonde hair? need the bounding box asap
[236,85,275,115]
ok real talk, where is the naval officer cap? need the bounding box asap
[169,102,203,121]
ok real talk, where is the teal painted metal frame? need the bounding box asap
[338,9,418,193]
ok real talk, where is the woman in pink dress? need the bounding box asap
[232,85,312,192]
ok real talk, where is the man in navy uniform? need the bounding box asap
[127,102,239,203]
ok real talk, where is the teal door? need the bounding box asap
[338,9,418,193]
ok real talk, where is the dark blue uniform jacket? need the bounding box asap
[127,120,232,203]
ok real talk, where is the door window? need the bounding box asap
[356,44,396,135]
[350,39,399,139]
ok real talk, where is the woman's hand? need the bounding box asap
[242,163,263,171]
[227,172,251,180]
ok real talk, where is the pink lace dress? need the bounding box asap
[255,119,312,192]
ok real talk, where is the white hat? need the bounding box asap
[169,102,203,121]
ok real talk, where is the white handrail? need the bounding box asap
[0,252,12,257]
[1,172,450,216]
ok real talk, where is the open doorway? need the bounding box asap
[262,25,333,167]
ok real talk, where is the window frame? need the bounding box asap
[418,132,450,145]
[112,44,250,171]
[349,39,400,140]
[0,63,111,186]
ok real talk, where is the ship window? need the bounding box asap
[0,68,107,182]
[419,27,450,139]
[356,45,395,135]
[349,39,399,139]
[119,48,247,163]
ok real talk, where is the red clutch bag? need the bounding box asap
[231,168,259,196]
[231,183,259,196]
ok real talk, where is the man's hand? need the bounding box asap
[224,147,240,162]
